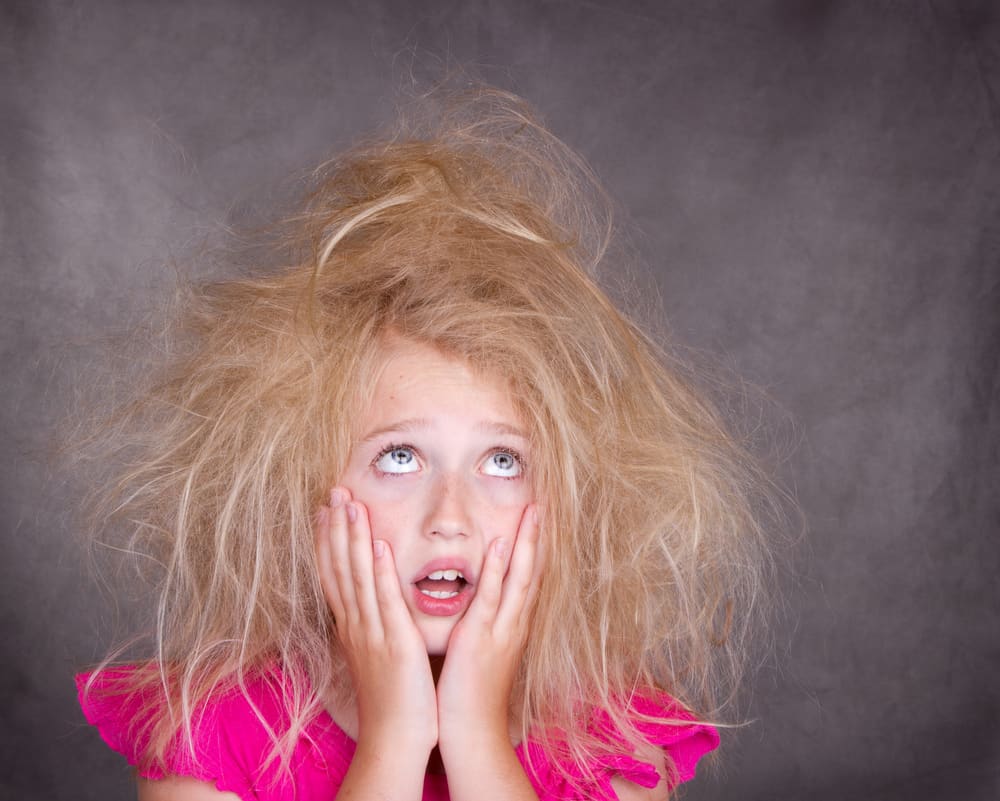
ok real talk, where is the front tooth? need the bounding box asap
[427,569,463,581]
[421,589,459,599]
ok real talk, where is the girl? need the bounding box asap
[76,88,772,801]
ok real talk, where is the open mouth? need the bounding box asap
[415,568,468,599]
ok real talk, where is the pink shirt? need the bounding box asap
[76,668,718,801]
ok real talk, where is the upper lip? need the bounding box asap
[413,557,476,585]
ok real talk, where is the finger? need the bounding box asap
[466,537,507,627]
[327,487,360,627]
[495,503,542,632]
[313,504,347,625]
[371,539,418,639]
[345,499,384,639]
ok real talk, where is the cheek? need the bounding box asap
[482,475,533,505]
[481,482,533,534]
[340,455,415,526]
[348,482,418,549]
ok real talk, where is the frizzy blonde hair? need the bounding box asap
[79,88,776,794]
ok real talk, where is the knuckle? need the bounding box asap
[331,562,352,585]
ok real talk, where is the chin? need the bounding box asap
[422,635,452,656]
[420,622,456,656]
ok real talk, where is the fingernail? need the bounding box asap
[373,540,385,558]
[494,539,508,558]
[346,503,358,523]
[330,489,344,508]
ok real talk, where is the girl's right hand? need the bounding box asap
[314,487,438,758]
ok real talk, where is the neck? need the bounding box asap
[430,654,446,683]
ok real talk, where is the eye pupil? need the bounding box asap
[483,450,521,478]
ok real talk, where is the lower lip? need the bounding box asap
[412,584,473,617]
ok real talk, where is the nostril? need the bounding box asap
[430,531,468,539]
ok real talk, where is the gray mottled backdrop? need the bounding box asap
[2,1,998,799]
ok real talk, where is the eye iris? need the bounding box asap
[494,452,514,470]
[391,449,412,464]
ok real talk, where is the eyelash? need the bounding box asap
[369,443,526,479]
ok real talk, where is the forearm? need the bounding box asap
[440,731,539,801]
[336,737,430,801]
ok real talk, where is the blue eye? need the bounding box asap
[374,446,419,475]
[481,450,522,478]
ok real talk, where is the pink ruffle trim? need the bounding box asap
[77,669,717,801]
[76,668,356,800]
[517,694,719,801]
[75,671,253,797]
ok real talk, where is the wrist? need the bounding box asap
[439,733,538,801]
[438,714,512,758]
[356,720,437,762]
[340,735,430,801]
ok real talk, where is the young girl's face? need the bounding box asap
[339,338,534,655]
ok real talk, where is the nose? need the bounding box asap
[424,472,473,539]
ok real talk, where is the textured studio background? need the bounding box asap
[2,1,998,799]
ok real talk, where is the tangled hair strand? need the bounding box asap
[78,87,778,796]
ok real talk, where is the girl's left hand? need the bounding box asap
[435,504,544,754]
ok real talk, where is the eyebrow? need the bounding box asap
[359,417,528,443]
[477,420,529,439]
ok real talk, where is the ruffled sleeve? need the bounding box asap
[76,668,265,797]
[518,693,719,801]
[75,668,352,801]
[625,693,720,787]
[76,671,153,773]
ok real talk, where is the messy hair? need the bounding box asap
[79,88,776,795]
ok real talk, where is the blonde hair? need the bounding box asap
[80,88,775,795]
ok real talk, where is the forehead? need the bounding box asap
[360,338,524,433]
